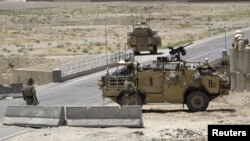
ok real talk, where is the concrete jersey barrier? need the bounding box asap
[66,106,143,128]
[230,48,250,91]
[3,106,65,127]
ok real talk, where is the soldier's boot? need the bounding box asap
[26,98,33,105]
[33,100,39,105]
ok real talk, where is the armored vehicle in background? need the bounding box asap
[98,46,230,112]
[127,22,161,55]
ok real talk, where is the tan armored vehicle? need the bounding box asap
[127,22,161,55]
[98,46,230,112]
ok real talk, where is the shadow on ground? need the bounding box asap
[142,109,236,113]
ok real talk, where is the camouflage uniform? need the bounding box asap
[232,30,249,50]
[124,73,136,94]
[22,78,39,105]
[237,36,249,50]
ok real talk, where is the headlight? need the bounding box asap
[97,80,102,86]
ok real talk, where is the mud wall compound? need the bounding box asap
[230,48,250,91]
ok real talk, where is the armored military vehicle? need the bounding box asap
[98,46,230,112]
[127,22,161,55]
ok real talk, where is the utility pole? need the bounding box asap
[124,43,127,60]
[207,15,211,37]
[105,18,108,65]
[222,22,228,67]
[224,22,227,49]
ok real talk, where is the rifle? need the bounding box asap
[33,95,39,105]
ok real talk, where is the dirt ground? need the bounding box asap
[6,91,250,141]
[0,2,249,141]
[1,2,250,83]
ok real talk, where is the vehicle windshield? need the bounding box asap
[112,65,134,76]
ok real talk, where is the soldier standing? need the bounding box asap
[232,30,249,50]
[124,63,136,94]
[22,78,39,105]
[124,73,136,94]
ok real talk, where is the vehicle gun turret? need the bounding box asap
[168,42,192,61]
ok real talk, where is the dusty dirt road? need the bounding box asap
[6,91,250,141]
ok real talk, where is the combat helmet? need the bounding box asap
[234,30,243,35]
[27,77,34,85]
[234,30,244,39]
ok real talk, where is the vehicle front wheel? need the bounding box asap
[120,93,143,106]
[186,91,209,112]
[133,51,140,55]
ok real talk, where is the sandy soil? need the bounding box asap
[1,2,250,83]
[0,2,249,141]
[6,91,250,141]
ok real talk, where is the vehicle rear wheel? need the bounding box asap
[151,46,157,54]
[186,91,209,112]
[120,93,143,106]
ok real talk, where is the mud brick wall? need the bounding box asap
[230,48,250,91]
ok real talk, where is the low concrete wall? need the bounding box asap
[13,69,53,85]
[4,106,65,127]
[0,83,23,94]
[66,106,143,127]
[230,48,250,91]
[62,63,117,81]
[211,58,222,66]
[13,63,117,85]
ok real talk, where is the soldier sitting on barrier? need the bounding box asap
[232,30,249,50]
[22,78,39,105]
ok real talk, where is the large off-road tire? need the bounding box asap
[120,93,143,106]
[127,32,134,36]
[186,91,209,112]
[150,46,157,54]
[134,51,140,55]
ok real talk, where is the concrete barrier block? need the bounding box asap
[246,73,250,92]
[236,72,246,91]
[66,106,143,128]
[241,48,250,73]
[230,71,237,91]
[3,106,65,127]
[10,82,23,93]
[230,49,238,72]
[236,72,240,91]
[13,69,53,85]
[52,69,62,82]
[238,50,244,72]
[0,84,9,94]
